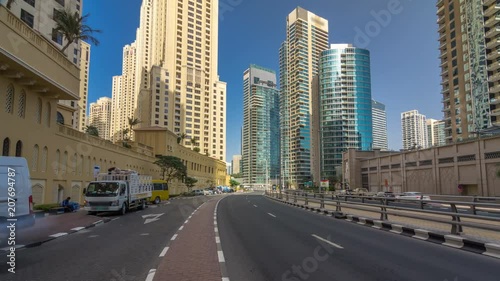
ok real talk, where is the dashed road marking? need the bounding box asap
[217,250,225,262]
[216,237,220,244]
[140,233,150,236]
[49,232,68,238]
[145,269,156,281]
[214,227,218,233]
[267,213,276,218]
[71,227,85,231]
[312,234,344,249]
[171,234,178,240]
[159,247,169,257]
[179,225,184,231]
[253,205,258,207]
[184,220,189,224]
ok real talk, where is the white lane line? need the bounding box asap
[179,225,184,231]
[311,234,344,249]
[49,232,68,238]
[222,278,230,281]
[159,247,169,257]
[184,220,189,224]
[140,233,150,236]
[217,250,225,262]
[214,221,217,225]
[216,236,220,244]
[253,205,258,207]
[145,269,156,281]
[171,234,178,240]
[71,227,85,231]
[267,213,276,218]
[111,218,120,221]
[215,227,218,233]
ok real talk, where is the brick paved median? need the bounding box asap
[155,198,222,281]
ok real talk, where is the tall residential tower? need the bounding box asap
[89,97,112,140]
[401,110,428,150]
[437,0,500,142]
[241,65,280,187]
[314,44,373,180]
[280,7,329,188]
[372,100,388,150]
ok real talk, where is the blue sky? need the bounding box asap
[83,0,441,162]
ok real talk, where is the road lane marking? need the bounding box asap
[171,234,178,240]
[71,227,85,231]
[218,250,225,262]
[215,227,219,232]
[311,234,344,249]
[216,237,220,244]
[111,218,120,221]
[159,247,169,257]
[184,220,189,224]
[222,278,230,281]
[49,232,68,238]
[179,225,184,231]
[253,205,258,207]
[145,269,156,281]
[140,233,150,236]
[267,213,276,218]
[88,235,99,238]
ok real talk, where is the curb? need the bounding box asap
[1,217,112,252]
[264,195,500,259]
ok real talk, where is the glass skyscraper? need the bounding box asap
[316,44,373,178]
[372,99,388,150]
[241,65,280,187]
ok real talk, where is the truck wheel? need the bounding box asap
[88,211,97,216]
[120,203,127,215]
[139,200,146,210]
[154,197,161,204]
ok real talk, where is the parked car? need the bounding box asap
[397,192,431,201]
[203,189,213,195]
[193,190,204,196]
[352,188,369,196]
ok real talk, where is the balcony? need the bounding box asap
[0,6,79,100]
[486,26,500,38]
[487,49,500,60]
[485,4,500,18]
[489,72,500,83]
[485,0,497,6]
[488,61,500,72]
[491,98,500,105]
[484,14,500,28]
[491,108,500,116]
[490,84,500,93]
[487,38,500,49]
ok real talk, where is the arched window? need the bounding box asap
[2,138,10,156]
[32,145,39,171]
[72,153,77,175]
[54,149,60,174]
[56,111,64,125]
[61,151,68,174]
[45,102,51,127]
[35,98,42,124]
[18,90,26,118]
[15,140,22,157]
[78,155,83,176]
[41,146,48,172]
[5,84,14,114]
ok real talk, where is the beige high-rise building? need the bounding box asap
[4,0,88,131]
[112,0,227,161]
[110,43,138,142]
[401,110,428,150]
[89,97,112,140]
[437,0,499,143]
[426,118,446,147]
[280,7,329,188]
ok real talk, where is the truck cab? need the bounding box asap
[83,169,152,215]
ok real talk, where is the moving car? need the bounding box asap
[193,189,204,196]
[203,189,213,195]
[397,192,431,201]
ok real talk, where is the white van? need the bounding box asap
[0,157,35,239]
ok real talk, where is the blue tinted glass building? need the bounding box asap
[317,44,373,178]
[241,65,280,187]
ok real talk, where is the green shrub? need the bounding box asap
[34,203,61,212]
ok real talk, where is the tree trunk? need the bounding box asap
[61,40,73,53]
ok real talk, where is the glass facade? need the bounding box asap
[318,45,373,177]
[242,65,280,186]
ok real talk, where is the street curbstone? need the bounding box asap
[390,224,403,234]
[346,215,354,222]
[483,243,500,259]
[372,220,383,229]
[413,229,430,240]
[443,235,464,248]
[357,217,367,225]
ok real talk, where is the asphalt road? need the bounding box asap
[217,194,500,281]
[0,196,211,281]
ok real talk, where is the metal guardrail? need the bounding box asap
[266,190,500,235]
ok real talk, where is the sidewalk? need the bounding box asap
[154,198,222,281]
[0,210,110,250]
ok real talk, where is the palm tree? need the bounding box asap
[127,117,141,140]
[84,125,99,137]
[177,133,187,144]
[122,128,130,141]
[53,9,101,53]
[190,138,198,149]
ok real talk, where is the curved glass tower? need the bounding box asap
[317,44,373,178]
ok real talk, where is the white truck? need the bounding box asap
[83,168,152,215]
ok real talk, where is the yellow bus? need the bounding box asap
[150,179,169,204]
